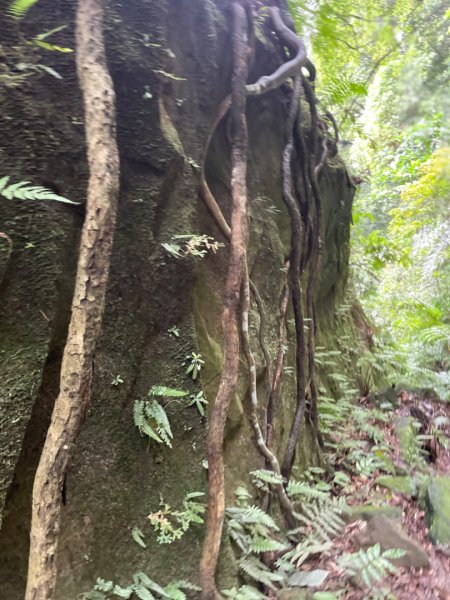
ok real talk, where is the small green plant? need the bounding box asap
[167,325,180,338]
[337,543,405,588]
[186,157,201,170]
[131,527,146,549]
[187,391,208,416]
[148,492,205,544]
[111,375,124,386]
[182,352,204,380]
[162,234,223,259]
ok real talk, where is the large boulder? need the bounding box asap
[354,515,429,569]
[425,477,450,545]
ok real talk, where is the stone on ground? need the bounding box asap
[354,514,430,569]
[425,477,450,545]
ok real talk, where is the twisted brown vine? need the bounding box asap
[200,4,249,598]
[200,2,335,592]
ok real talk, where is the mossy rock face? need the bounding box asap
[0,0,356,597]
[425,477,450,544]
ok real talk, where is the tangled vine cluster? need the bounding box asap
[198,1,339,598]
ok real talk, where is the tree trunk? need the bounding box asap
[24,0,120,597]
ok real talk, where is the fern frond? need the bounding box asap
[132,585,155,600]
[112,584,133,598]
[338,543,405,588]
[250,469,285,485]
[286,480,329,500]
[295,498,345,542]
[133,572,168,598]
[227,506,279,531]
[249,536,289,554]
[239,557,284,589]
[149,385,188,398]
[7,0,39,19]
[94,578,113,592]
[163,585,185,600]
[284,538,333,567]
[0,176,77,204]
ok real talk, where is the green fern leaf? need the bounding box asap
[149,386,188,398]
[7,0,39,19]
[94,578,114,592]
[112,585,133,598]
[250,469,285,485]
[133,572,169,598]
[239,557,284,589]
[132,585,155,600]
[249,536,288,553]
[163,584,185,600]
[227,506,279,531]
[286,480,329,499]
[0,177,77,204]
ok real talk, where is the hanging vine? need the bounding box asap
[199,2,335,596]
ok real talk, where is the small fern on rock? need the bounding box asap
[133,399,172,447]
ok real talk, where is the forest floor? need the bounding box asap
[297,388,450,600]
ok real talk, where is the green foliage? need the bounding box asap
[182,352,204,380]
[167,325,180,338]
[162,234,223,259]
[7,0,38,19]
[147,492,205,544]
[148,386,187,398]
[222,585,266,600]
[292,497,346,543]
[133,399,173,448]
[337,543,405,588]
[187,391,208,416]
[0,176,76,204]
[32,26,73,53]
[81,574,200,600]
[239,557,284,590]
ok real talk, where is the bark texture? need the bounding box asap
[25,0,119,597]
